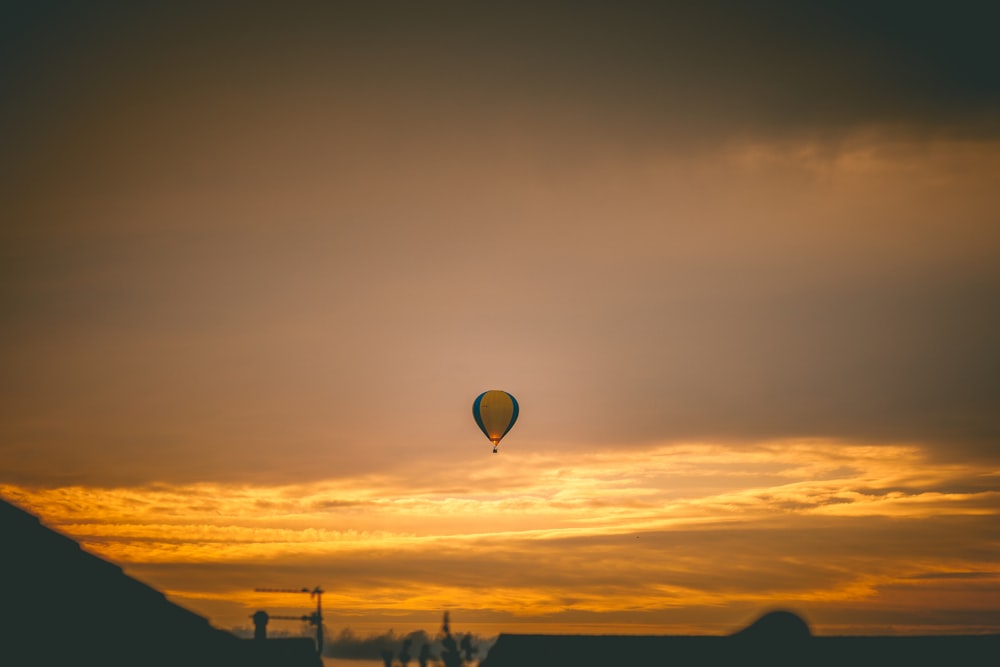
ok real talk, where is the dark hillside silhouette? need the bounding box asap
[0,496,320,667]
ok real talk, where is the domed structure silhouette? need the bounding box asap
[733,610,811,640]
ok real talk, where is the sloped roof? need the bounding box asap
[0,496,320,667]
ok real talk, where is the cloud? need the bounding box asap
[2,1,997,168]
[5,439,999,634]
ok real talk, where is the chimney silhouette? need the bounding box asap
[252,611,269,640]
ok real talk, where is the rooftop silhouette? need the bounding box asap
[0,496,320,667]
[479,610,1000,667]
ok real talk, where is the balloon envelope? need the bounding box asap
[473,390,519,451]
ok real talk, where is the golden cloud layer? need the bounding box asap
[5,439,999,635]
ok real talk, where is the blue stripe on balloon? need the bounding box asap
[472,391,489,439]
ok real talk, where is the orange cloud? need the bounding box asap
[5,439,998,635]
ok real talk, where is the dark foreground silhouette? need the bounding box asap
[479,610,1000,667]
[1,497,320,667]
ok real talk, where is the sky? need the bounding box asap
[2,0,999,640]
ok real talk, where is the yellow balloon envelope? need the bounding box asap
[472,390,519,453]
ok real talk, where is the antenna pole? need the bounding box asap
[253,586,325,655]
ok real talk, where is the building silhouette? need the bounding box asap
[479,610,1000,667]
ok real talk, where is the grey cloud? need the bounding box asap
[2,1,997,171]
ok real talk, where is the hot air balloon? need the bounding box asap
[472,390,519,453]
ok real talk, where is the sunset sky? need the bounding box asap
[2,0,999,639]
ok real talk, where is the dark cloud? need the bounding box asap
[2,1,997,167]
[906,571,997,580]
